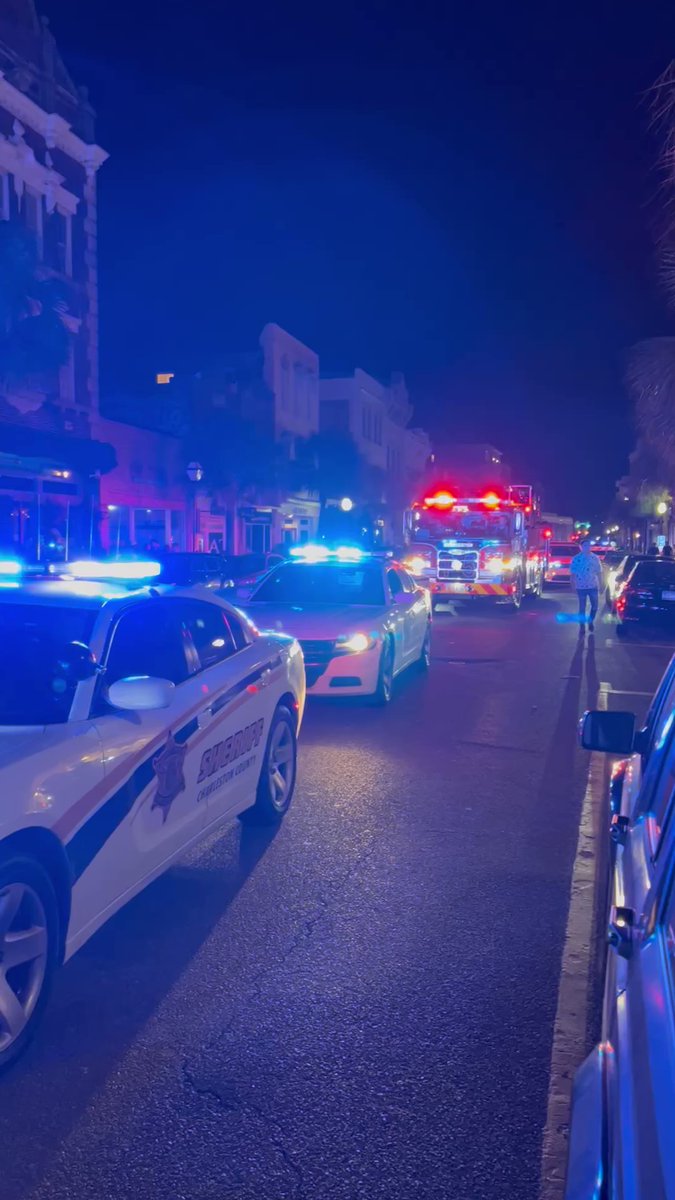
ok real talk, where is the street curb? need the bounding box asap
[538,684,609,1200]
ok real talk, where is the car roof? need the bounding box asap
[0,580,229,611]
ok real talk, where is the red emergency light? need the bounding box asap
[543,528,552,539]
[424,491,456,509]
[481,492,501,508]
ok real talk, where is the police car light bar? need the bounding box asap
[289,544,365,562]
[0,559,23,576]
[63,560,162,581]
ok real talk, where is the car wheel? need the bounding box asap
[0,855,59,1074]
[240,705,297,825]
[418,625,432,671]
[371,639,395,705]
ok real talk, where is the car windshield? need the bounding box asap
[0,604,96,725]
[631,562,675,587]
[413,509,513,541]
[550,544,579,557]
[251,562,386,606]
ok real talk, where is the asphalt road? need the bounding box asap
[2,593,672,1200]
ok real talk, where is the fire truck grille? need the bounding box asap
[437,550,478,582]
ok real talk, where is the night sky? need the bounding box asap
[41,0,675,517]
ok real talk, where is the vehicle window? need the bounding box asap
[175,600,238,670]
[0,603,96,725]
[104,601,190,687]
[396,568,417,593]
[387,567,408,596]
[550,544,579,557]
[226,609,250,651]
[631,561,675,587]
[251,563,385,606]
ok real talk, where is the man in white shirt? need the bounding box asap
[569,540,604,630]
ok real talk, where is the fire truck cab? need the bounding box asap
[402,485,545,611]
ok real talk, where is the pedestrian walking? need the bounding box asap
[648,543,661,556]
[569,539,604,630]
[663,543,674,558]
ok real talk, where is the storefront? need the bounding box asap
[0,427,116,560]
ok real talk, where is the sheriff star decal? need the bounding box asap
[152,731,187,823]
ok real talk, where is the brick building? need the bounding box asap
[0,1,112,557]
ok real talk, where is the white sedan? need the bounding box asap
[0,566,305,1071]
[237,548,432,703]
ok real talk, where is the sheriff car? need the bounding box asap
[235,546,432,703]
[0,560,305,1071]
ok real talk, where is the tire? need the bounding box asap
[371,638,395,706]
[0,854,59,1074]
[418,624,432,671]
[240,706,297,825]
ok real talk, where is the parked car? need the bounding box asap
[566,659,675,1197]
[615,557,675,637]
[0,562,305,1070]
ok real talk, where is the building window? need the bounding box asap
[244,519,271,554]
[58,346,75,405]
[22,189,43,256]
[45,208,72,275]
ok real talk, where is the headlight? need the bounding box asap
[338,632,376,653]
[403,555,431,574]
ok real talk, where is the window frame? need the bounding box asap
[93,598,194,714]
[170,597,249,674]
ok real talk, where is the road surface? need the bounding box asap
[1,593,671,1200]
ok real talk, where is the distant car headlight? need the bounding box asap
[338,632,376,653]
[403,555,431,574]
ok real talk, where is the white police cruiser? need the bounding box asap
[236,546,431,704]
[566,656,675,1198]
[0,559,305,1070]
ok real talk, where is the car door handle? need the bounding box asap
[259,668,272,689]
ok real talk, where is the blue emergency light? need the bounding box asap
[289,544,365,563]
[59,560,162,581]
[0,559,23,576]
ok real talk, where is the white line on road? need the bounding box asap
[602,686,654,697]
[538,683,609,1200]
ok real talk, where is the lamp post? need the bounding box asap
[186,462,204,552]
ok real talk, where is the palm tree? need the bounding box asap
[0,220,69,386]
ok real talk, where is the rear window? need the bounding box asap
[550,544,579,557]
[631,561,675,587]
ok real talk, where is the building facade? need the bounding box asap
[0,2,111,558]
[319,368,432,538]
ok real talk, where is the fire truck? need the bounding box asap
[402,484,546,610]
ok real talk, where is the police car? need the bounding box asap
[0,560,305,1070]
[566,656,675,1198]
[236,546,431,703]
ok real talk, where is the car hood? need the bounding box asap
[241,603,385,640]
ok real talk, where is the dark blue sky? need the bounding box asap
[43,0,675,514]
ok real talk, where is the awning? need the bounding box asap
[0,425,117,476]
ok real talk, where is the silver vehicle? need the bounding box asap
[566,656,675,1198]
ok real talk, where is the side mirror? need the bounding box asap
[55,640,99,682]
[107,676,175,712]
[579,710,636,754]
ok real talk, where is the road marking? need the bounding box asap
[538,683,608,1200]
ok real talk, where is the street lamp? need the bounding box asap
[186,462,204,551]
[340,496,354,512]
